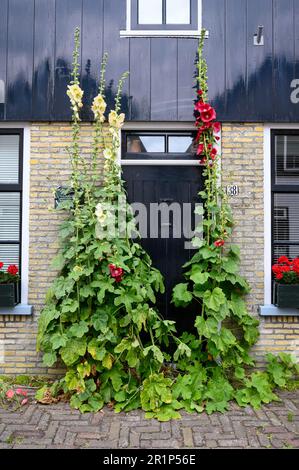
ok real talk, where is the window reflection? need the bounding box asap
[166,0,191,24]
[127,135,165,153]
[168,136,193,153]
[138,0,163,24]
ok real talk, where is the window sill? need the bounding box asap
[120,30,209,38]
[259,304,299,317]
[0,304,33,316]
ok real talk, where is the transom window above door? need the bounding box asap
[122,132,197,160]
[121,0,203,37]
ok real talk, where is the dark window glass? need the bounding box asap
[274,134,299,185]
[272,131,299,268]
[123,132,196,160]
[0,130,22,299]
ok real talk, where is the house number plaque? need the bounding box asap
[226,185,239,197]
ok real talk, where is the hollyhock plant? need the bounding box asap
[272,257,299,284]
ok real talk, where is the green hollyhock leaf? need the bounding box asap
[50,333,68,350]
[203,287,226,311]
[190,271,209,285]
[235,367,246,380]
[102,353,113,370]
[222,258,239,274]
[195,316,219,338]
[143,345,164,364]
[60,338,87,366]
[68,321,89,338]
[173,342,192,361]
[102,368,123,392]
[91,312,109,332]
[87,339,106,361]
[172,283,193,307]
[42,352,57,367]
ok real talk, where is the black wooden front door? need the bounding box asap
[122,165,203,332]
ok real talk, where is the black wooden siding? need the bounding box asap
[0,0,299,122]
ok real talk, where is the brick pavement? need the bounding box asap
[0,390,298,449]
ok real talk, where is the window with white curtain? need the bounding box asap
[0,131,22,296]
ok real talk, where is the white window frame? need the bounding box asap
[120,0,207,38]
[261,123,299,316]
[0,123,31,314]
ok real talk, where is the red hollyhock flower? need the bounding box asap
[201,106,216,123]
[278,256,291,265]
[208,143,213,150]
[7,264,18,276]
[214,240,225,248]
[197,89,203,96]
[210,148,217,157]
[213,122,221,133]
[199,157,207,165]
[196,102,211,114]
[215,136,220,141]
[0,262,3,269]
[108,264,124,282]
[196,143,204,156]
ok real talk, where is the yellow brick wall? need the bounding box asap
[0,122,298,376]
[0,122,103,375]
[221,124,299,363]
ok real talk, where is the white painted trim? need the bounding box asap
[121,0,207,38]
[264,126,272,305]
[263,123,299,308]
[0,122,30,306]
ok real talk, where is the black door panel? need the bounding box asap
[122,165,203,332]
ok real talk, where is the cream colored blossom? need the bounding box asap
[67,84,84,107]
[95,203,106,223]
[92,94,107,121]
[108,110,125,129]
[73,265,83,273]
[103,148,114,160]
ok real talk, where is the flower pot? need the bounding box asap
[273,282,299,309]
[0,283,19,307]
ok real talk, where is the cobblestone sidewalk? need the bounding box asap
[0,391,298,449]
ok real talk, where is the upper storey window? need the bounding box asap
[121,0,203,37]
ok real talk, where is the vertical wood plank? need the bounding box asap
[178,38,198,121]
[6,0,34,120]
[129,38,151,121]
[0,0,8,119]
[32,0,55,120]
[150,38,178,121]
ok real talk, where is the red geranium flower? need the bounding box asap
[277,256,291,265]
[214,240,225,248]
[0,262,3,269]
[7,265,18,276]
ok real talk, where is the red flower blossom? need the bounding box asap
[0,262,3,269]
[196,102,211,113]
[215,136,220,141]
[7,264,18,276]
[108,264,124,282]
[196,143,204,156]
[214,240,225,248]
[197,89,203,96]
[210,148,217,158]
[213,122,221,133]
[199,157,207,165]
[201,106,216,123]
[16,388,27,397]
[277,256,291,265]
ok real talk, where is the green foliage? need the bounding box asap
[36,29,299,421]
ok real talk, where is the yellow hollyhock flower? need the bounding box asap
[108,110,125,129]
[92,94,107,121]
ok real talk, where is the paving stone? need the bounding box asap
[0,390,298,449]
